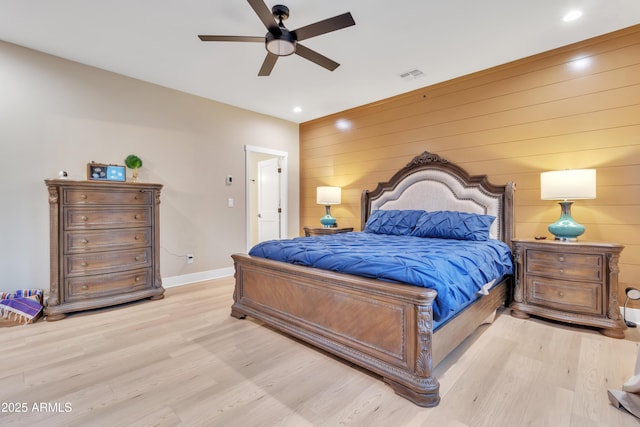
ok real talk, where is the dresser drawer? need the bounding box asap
[65,228,150,253]
[65,248,152,276]
[64,188,152,205]
[65,207,151,229]
[65,268,152,302]
[526,275,602,315]
[526,250,602,281]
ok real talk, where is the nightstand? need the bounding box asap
[510,239,625,338]
[303,226,354,237]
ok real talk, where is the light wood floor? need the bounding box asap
[2,277,639,427]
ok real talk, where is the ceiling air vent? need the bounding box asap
[399,69,424,81]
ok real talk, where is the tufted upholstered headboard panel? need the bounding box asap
[361,151,515,245]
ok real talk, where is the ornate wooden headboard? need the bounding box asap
[361,151,515,245]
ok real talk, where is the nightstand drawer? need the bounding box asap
[526,276,602,315]
[526,250,602,281]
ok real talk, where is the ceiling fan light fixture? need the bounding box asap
[266,30,296,56]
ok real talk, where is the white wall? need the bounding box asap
[0,41,300,292]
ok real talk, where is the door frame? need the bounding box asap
[245,145,288,252]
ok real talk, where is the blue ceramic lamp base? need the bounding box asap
[320,205,336,228]
[548,201,585,241]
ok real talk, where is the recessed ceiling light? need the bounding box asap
[335,119,351,131]
[563,10,583,22]
[568,56,592,71]
[292,106,302,114]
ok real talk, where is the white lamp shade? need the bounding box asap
[316,186,341,205]
[540,169,596,200]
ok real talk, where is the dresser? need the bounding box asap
[510,239,625,338]
[303,226,354,236]
[44,179,164,320]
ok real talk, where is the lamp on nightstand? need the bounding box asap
[316,186,341,228]
[540,169,596,241]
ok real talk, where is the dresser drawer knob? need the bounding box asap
[134,235,140,240]
[558,291,564,297]
[134,195,138,200]
[80,194,87,199]
[558,256,565,262]
[559,269,564,274]
[135,256,140,261]
[81,239,88,244]
[82,285,88,290]
[134,214,141,220]
[81,262,88,267]
[135,276,141,282]
[81,216,88,221]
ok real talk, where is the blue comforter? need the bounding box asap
[249,232,513,322]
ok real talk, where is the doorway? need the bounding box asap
[245,145,288,251]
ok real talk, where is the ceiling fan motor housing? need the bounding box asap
[266,29,296,56]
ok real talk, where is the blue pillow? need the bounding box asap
[364,210,425,235]
[411,210,495,241]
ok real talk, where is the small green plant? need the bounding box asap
[124,154,142,169]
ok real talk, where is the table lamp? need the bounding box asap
[316,186,341,228]
[540,169,596,241]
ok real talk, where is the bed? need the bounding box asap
[231,151,515,407]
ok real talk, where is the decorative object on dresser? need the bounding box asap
[316,186,341,227]
[124,154,143,182]
[511,239,625,338]
[87,162,126,182]
[303,226,353,237]
[44,179,164,321]
[540,169,596,241]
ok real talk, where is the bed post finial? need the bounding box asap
[406,151,449,167]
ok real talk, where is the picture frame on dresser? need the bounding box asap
[44,179,164,321]
[510,238,625,338]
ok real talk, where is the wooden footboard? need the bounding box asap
[231,253,508,407]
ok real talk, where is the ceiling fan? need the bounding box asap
[198,0,356,76]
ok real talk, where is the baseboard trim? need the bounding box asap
[162,267,234,289]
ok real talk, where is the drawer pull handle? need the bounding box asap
[559,269,564,274]
[82,285,88,290]
[135,256,140,261]
[81,239,88,244]
[558,256,565,262]
[81,262,88,267]
[134,196,139,200]
[80,194,87,199]
[558,291,564,297]
[134,214,141,220]
[134,235,140,240]
[135,276,141,282]
[81,216,88,221]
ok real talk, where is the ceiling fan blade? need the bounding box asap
[293,12,355,41]
[247,0,281,35]
[198,35,264,42]
[295,44,339,71]
[258,52,279,76]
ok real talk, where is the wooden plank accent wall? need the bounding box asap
[300,25,640,304]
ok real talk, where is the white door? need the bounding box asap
[257,157,281,242]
